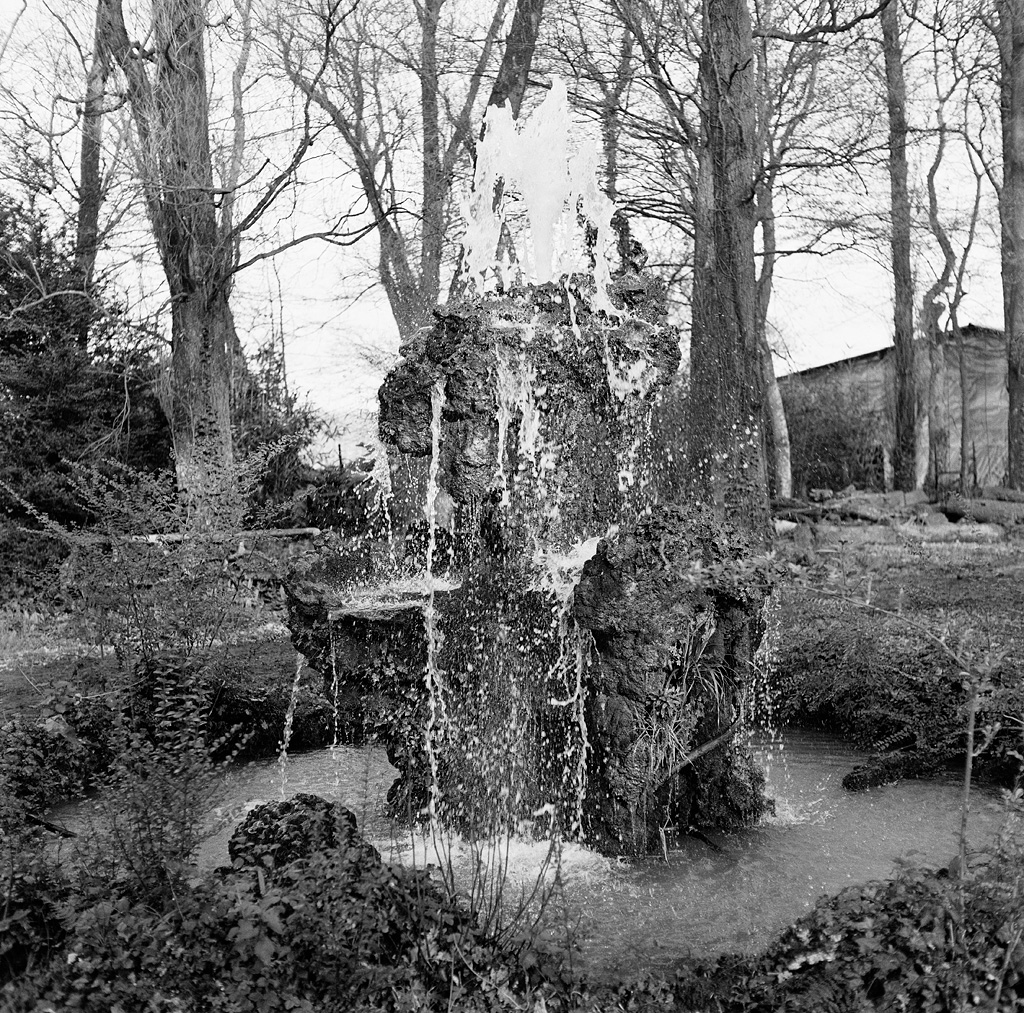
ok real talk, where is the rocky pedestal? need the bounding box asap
[286,276,775,855]
[572,504,774,854]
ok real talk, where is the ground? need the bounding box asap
[0,621,312,722]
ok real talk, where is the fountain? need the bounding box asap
[286,80,773,855]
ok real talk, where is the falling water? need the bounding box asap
[423,380,447,826]
[544,607,590,838]
[277,651,306,795]
[749,589,785,782]
[329,624,340,748]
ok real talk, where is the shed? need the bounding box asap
[777,325,1008,492]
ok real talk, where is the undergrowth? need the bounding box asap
[773,541,1024,788]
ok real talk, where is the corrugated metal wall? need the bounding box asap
[778,326,1008,490]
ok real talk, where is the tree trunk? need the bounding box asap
[1000,1,1024,489]
[881,0,916,491]
[754,182,791,500]
[420,0,444,307]
[164,287,239,528]
[74,0,113,348]
[487,0,546,117]
[105,0,240,525]
[688,0,770,538]
[956,319,972,491]
[763,369,792,499]
[154,0,238,524]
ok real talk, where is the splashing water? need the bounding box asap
[462,77,617,313]
[749,589,785,781]
[329,625,340,748]
[424,380,447,827]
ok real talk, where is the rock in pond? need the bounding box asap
[228,793,380,872]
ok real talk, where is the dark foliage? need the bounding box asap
[233,341,326,527]
[2,796,578,1012]
[0,194,173,557]
[781,375,887,496]
[0,194,90,354]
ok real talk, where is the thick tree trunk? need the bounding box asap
[1000,1,1024,489]
[688,0,770,538]
[164,288,238,527]
[881,0,917,491]
[150,0,239,524]
[101,0,241,524]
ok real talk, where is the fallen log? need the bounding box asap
[980,486,1024,504]
[942,498,1024,526]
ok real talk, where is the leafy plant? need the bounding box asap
[780,374,887,496]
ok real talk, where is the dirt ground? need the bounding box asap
[778,528,1024,642]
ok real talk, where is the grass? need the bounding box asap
[771,530,1024,788]
[0,606,109,721]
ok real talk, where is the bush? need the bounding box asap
[0,830,72,985]
[781,374,886,496]
[3,801,578,1012]
[233,341,326,528]
[773,580,1024,789]
[0,683,116,809]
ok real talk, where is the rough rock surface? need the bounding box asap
[573,504,774,854]
[378,278,680,552]
[286,561,439,813]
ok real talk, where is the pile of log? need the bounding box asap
[773,486,1024,535]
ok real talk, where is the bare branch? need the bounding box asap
[753,0,892,44]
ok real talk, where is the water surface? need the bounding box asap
[47,728,1005,974]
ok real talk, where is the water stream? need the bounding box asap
[47,728,1006,975]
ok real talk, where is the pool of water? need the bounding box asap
[46,728,1006,974]
[569,729,1005,974]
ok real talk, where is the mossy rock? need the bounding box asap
[228,793,380,873]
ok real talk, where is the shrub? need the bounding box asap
[0,826,72,986]
[233,340,326,528]
[772,574,1024,790]
[3,804,579,1012]
[780,374,886,495]
[0,699,115,810]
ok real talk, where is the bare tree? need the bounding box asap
[277,0,522,338]
[917,4,986,493]
[881,0,916,491]
[100,0,331,524]
[102,0,240,524]
[488,0,546,116]
[600,0,887,511]
[687,0,771,530]
[995,0,1024,488]
[74,0,115,348]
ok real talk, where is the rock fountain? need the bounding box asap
[287,80,773,856]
